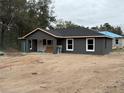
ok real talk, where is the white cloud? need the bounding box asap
[53,0,124,28]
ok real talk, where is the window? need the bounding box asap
[116,39,119,44]
[86,38,95,52]
[66,39,74,51]
[47,40,53,45]
[57,40,62,45]
[43,39,46,45]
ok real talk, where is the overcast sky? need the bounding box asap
[53,0,124,28]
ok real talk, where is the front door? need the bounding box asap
[32,39,37,52]
[28,39,37,52]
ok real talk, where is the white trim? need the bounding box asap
[29,40,32,50]
[86,38,95,52]
[66,39,74,51]
[21,28,57,39]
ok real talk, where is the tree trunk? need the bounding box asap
[0,26,5,49]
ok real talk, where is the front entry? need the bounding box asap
[28,39,37,52]
[32,39,37,52]
[43,39,54,53]
[36,39,54,53]
[28,39,54,53]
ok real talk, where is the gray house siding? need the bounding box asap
[102,38,112,54]
[21,40,26,52]
[61,38,112,55]
[21,30,57,53]
[20,30,112,55]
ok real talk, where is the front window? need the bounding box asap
[43,39,46,45]
[116,39,119,44]
[86,38,95,52]
[43,39,53,46]
[47,40,53,45]
[66,39,74,51]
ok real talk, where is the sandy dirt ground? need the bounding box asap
[0,52,124,93]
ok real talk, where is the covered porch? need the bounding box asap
[21,39,63,54]
[28,39,55,53]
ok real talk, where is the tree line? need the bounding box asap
[56,21,123,35]
[91,23,123,35]
[0,0,123,50]
[0,0,55,50]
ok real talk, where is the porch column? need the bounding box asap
[25,40,29,52]
[53,39,57,54]
[21,40,26,52]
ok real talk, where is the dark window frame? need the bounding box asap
[47,40,53,45]
[43,39,46,45]
[115,39,119,44]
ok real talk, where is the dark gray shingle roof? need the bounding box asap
[20,27,110,39]
[47,27,105,37]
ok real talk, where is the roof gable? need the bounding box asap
[19,28,58,39]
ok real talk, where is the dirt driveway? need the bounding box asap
[0,53,124,93]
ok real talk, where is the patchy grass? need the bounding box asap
[0,51,4,56]
[0,48,4,56]
[112,48,124,52]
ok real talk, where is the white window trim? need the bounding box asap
[29,40,33,50]
[66,39,74,51]
[86,38,95,52]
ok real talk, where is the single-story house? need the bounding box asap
[99,31,124,48]
[19,27,112,55]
